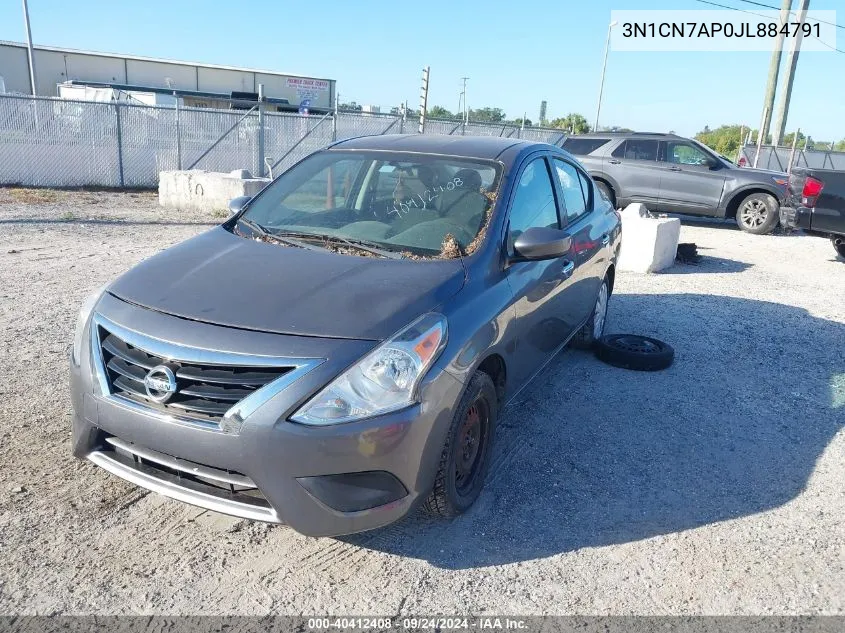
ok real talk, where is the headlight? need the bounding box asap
[291,313,447,426]
[71,286,106,366]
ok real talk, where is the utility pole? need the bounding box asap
[458,77,469,124]
[772,0,810,147]
[257,83,265,175]
[594,20,618,132]
[754,106,769,168]
[759,0,792,145]
[22,0,38,95]
[418,66,430,134]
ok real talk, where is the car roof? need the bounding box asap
[571,132,685,140]
[329,134,548,160]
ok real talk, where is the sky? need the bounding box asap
[1,0,843,141]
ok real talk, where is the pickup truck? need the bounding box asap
[780,168,845,260]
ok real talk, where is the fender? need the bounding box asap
[588,170,622,199]
[719,183,784,218]
[586,169,625,205]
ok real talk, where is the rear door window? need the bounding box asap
[562,138,612,156]
[552,158,588,224]
[611,139,658,161]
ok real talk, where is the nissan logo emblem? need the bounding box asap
[143,365,177,403]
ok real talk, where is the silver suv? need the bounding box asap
[565,132,789,234]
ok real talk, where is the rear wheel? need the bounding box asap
[424,372,497,518]
[736,192,779,235]
[595,181,616,208]
[833,236,845,260]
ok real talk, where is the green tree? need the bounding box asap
[427,105,456,120]
[547,113,591,134]
[695,124,750,158]
[813,139,845,151]
[782,130,808,148]
[468,107,506,123]
[510,117,533,127]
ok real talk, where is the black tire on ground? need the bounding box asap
[735,192,780,235]
[832,235,845,260]
[571,275,611,350]
[423,371,498,518]
[595,181,616,208]
[594,334,675,371]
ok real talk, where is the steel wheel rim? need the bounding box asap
[454,399,489,495]
[593,282,609,340]
[613,335,661,354]
[740,199,768,228]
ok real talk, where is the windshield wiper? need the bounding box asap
[237,219,327,252]
[272,230,403,259]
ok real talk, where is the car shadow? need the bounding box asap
[660,256,752,274]
[342,293,844,569]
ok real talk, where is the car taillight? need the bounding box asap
[801,176,824,207]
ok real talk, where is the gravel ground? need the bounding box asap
[1,189,843,615]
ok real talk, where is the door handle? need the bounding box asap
[608,159,621,164]
[562,261,575,279]
[601,233,610,246]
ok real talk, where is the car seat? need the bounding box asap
[438,168,488,235]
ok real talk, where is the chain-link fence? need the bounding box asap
[739,144,845,172]
[0,94,571,188]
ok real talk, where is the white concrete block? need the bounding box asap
[620,202,650,219]
[617,204,681,273]
[158,170,270,212]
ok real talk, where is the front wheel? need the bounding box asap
[423,371,497,518]
[833,235,845,260]
[736,193,779,235]
[571,275,610,349]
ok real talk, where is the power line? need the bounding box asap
[735,0,845,30]
[691,0,845,53]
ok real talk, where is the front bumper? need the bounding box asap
[70,294,465,537]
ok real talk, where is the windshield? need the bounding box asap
[238,150,502,257]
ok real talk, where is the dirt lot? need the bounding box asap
[1,189,843,615]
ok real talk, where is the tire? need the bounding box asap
[595,181,616,208]
[594,334,674,371]
[571,275,611,350]
[423,371,498,518]
[735,192,779,235]
[833,235,845,260]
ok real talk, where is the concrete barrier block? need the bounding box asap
[159,170,270,212]
[617,204,681,273]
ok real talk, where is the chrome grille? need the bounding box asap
[98,326,293,424]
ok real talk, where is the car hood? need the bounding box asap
[108,227,465,340]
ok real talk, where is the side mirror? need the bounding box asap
[512,227,572,262]
[707,157,722,170]
[228,195,252,215]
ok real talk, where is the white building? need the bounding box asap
[0,40,336,112]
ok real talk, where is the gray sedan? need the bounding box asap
[69,134,620,537]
